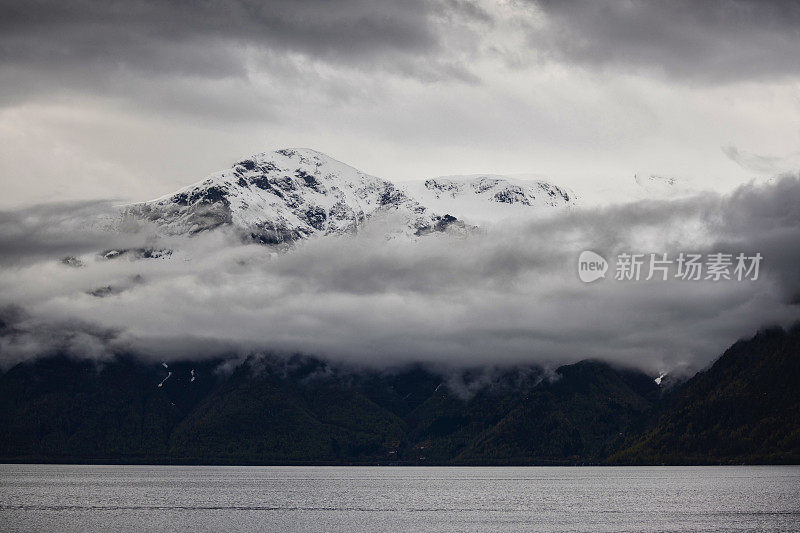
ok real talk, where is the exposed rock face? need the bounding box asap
[422,175,572,206]
[126,148,576,244]
[128,148,444,244]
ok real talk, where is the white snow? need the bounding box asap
[130,148,439,241]
[402,174,576,225]
[106,147,758,247]
[126,148,580,242]
[157,371,172,388]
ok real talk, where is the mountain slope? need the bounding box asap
[1,325,797,465]
[403,174,575,224]
[167,356,409,464]
[455,361,659,465]
[125,149,577,244]
[396,366,546,463]
[127,148,449,244]
[0,355,657,465]
[611,325,800,464]
[0,356,219,462]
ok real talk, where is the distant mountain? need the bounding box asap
[0,357,220,462]
[1,325,796,465]
[633,173,694,199]
[634,173,679,191]
[0,355,654,465]
[125,149,576,244]
[403,175,574,224]
[126,148,445,244]
[611,325,800,465]
[454,361,658,465]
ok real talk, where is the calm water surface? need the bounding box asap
[0,465,798,532]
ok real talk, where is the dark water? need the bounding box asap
[0,465,798,532]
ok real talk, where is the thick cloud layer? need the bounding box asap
[4,0,797,86]
[0,0,483,109]
[527,0,800,82]
[1,177,799,374]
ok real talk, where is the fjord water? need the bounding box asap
[0,465,797,532]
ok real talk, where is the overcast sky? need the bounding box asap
[1,1,800,373]
[1,0,799,207]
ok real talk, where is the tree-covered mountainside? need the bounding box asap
[0,325,798,465]
[0,357,220,463]
[455,361,658,465]
[611,325,800,465]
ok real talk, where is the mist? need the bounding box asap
[1,176,799,374]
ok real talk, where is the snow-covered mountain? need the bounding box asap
[127,148,457,244]
[126,148,576,243]
[403,174,575,224]
[633,173,695,199]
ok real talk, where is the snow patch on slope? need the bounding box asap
[402,174,576,224]
[122,149,585,243]
[127,148,448,244]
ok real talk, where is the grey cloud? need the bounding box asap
[0,0,487,114]
[0,304,123,368]
[526,0,800,82]
[0,201,150,265]
[709,175,800,301]
[1,177,799,374]
[0,0,502,138]
[0,0,438,68]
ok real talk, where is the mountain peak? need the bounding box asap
[240,147,330,164]
[402,174,575,224]
[128,147,441,244]
[127,149,577,244]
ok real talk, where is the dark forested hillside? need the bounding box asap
[611,325,800,465]
[0,324,798,465]
[455,361,658,465]
[0,357,220,463]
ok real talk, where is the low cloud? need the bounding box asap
[1,177,799,374]
[722,145,800,176]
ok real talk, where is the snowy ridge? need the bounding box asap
[403,174,575,224]
[128,148,448,244]
[633,173,696,199]
[126,149,576,243]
